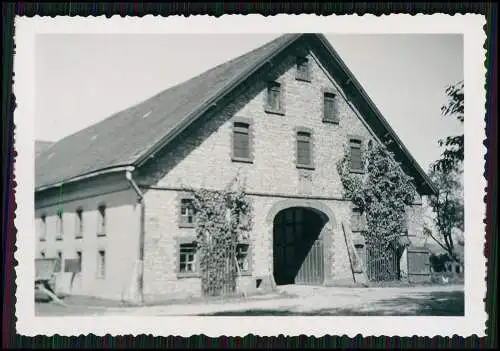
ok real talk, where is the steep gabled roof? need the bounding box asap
[35,33,437,195]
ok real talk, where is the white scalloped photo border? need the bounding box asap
[13,14,487,337]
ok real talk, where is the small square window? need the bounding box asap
[179,243,197,274]
[97,250,106,279]
[296,57,310,81]
[179,199,196,228]
[97,205,106,236]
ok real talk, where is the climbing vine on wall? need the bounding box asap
[188,179,253,297]
[337,141,416,280]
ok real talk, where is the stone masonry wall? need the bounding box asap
[137,42,427,299]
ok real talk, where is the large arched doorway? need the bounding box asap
[273,207,327,285]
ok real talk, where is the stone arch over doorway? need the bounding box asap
[267,199,336,286]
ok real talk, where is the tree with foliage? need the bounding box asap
[188,177,253,297]
[425,164,464,262]
[337,141,416,280]
[433,80,464,173]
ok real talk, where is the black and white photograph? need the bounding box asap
[14,15,486,337]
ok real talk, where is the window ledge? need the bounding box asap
[39,238,46,242]
[264,108,285,116]
[179,223,196,229]
[231,157,254,164]
[237,271,252,277]
[75,235,83,239]
[97,232,107,237]
[295,77,311,83]
[55,236,63,241]
[349,169,365,175]
[177,272,200,279]
[322,118,339,125]
[296,164,315,171]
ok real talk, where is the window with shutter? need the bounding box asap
[323,92,338,123]
[296,131,314,169]
[233,122,251,160]
[265,81,284,114]
[296,57,310,81]
[349,138,364,172]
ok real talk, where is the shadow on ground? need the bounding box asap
[198,291,465,316]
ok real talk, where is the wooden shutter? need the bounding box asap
[233,122,250,159]
[349,139,363,171]
[323,92,338,122]
[297,131,312,166]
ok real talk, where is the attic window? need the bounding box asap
[265,81,285,115]
[349,138,364,173]
[323,91,339,124]
[296,56,311,82]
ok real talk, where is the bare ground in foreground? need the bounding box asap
[35,284,464,317]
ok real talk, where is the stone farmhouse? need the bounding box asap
[35,33,437,303]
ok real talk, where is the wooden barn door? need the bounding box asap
[273,208,325,285]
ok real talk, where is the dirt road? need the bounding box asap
[37,284,464,316]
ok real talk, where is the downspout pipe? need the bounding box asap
[125,169,145,305]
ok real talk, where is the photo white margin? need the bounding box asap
[13,14,488,337]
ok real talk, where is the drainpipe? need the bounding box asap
[125,169,145,305]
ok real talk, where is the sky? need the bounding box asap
[35,33,463,172]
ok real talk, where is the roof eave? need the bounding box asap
[35,165,135,193]
[133,34,304,168]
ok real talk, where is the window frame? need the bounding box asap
[178,195,196,228]
[295,127,315,170]
[55,209,64,240]
[348,136,365,174]
[39,214,47,241]
[96,249,106,279]
[351,206,367,232]
[97,204,106,236]
[295,56,311,82]
[75,208,84,238]
[235,240,252,276]
[231,117,254,164]
[264,80,285,115]
[322,89,339,124]
[54,250,63,272]
[176,237,199,278]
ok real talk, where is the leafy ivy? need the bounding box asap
[337,141,416,280]
[188,180,253,297]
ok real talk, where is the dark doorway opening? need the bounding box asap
[273,207,326,285]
